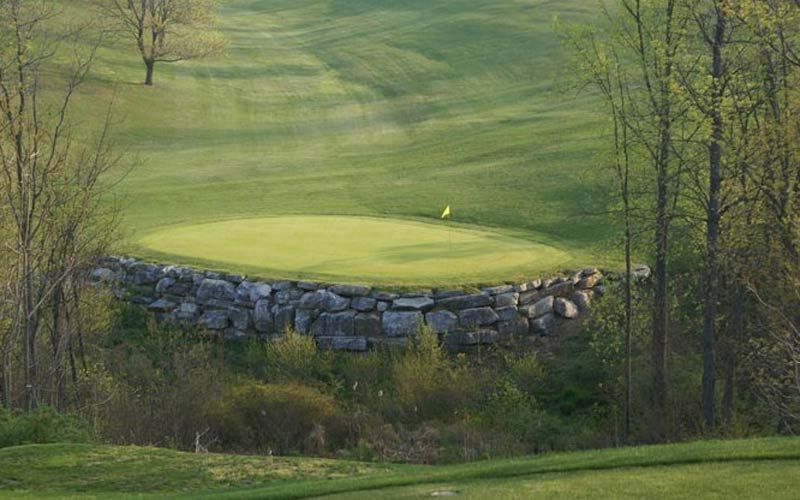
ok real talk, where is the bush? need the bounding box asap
[211,381,343,455]
[244,330,332,383]
[0,406,90,449]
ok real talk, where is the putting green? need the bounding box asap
[136,216,573,286]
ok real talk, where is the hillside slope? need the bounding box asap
[67,0,616,281]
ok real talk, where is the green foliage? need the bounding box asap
[0,407,90,449]
[244,330,332,384]
[212,381,343,455]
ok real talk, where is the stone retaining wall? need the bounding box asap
[92,256,611,351]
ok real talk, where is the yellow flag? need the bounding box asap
[441,205,451,219]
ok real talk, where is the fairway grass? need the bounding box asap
[62,0,619,283]
[137,215,573,285]
[1,438,798,499]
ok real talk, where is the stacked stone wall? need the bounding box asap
[92,256,613,351]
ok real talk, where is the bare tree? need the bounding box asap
[0,0,121,410]
[100,0,226,85]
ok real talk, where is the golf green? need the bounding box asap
[137,216,571,285]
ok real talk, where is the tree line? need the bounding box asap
[568,0,800,439]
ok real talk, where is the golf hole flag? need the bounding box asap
[441,205,451,220]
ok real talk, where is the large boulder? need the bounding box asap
[294,309,317,334]
[355,313,382,337]
[316,337,368,351]
[382,311,422,337]
[253,299,274,333]
[494,306,518,322]
[298,290,350,312]
[273,305,296,332]
[572,290,592,311]
[498,316,529,336]
[425,310,458,334]
[554,298,579,319]
[438,293,492,311]
[311,311,356,337]
[458,307,500,329]
[90,267,116,283]
[330,284,371,297]
[494,292,519,308]
[520,296,554,319]
[518,290,541,306]
[199,310,229,330]
[174,302,200,323]
[352,297,377,312]
[392,296,435,311]
[530,313,555,334]
[197,279,237,304]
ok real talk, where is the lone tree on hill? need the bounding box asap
[102,0,226,85]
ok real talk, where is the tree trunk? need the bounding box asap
[702,3,725,432]
[144,58,155,86]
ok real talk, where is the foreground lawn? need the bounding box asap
[1,438,798,499]
[63,0,617,284]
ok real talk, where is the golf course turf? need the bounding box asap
[0,438,798,498]
[137,216,571,285]
[62,0,618,284]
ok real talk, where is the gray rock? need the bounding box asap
[355,313,382,337]
[578,273,603,289]
[148,298,175,312]
[330,284,371,297]
[572,290,592,311]
[495,306,518,322]
[515,280,542,293]
[90,267,116,283]
[272,281,293,291]
[297,281,319,291]
[372,291,399,301]
[425,310,458,334]
[249,282,273,302]
[530,313,555,334]
[235,281,255,303]
[458,307,500,328]
[382,311,422,337]
[298,290,350,312]
[316,336,368,351]
[494,292,519,308]
[352,296,377,312]
[131,263,162,285]
[583,267,600,276]
[520,296,554,319]
[392,296,435,311]
[544,281,574,298]
[433,289,464,300]
[253,299,274,333]
[445,330,500,347]
[376,301,390,312]
[498,316,529,336]
[633,264,651,280]
[482,285,515,295]
[368,337,409,350]
[294,309,317,334]
[311,310,356,337]
[275,289,303,305]
[273,305,296,332]
[228,308,252,331]
[518,290,541,306]
[554,298,579,319]
[199,310,228,330]
[155,277,175,293]
[197,279,237,304]
[438,293,492,311]
[174,302,200,323]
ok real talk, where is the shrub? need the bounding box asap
[0,406,90,449]
[244,329,332,383]
[212,381,342,455]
